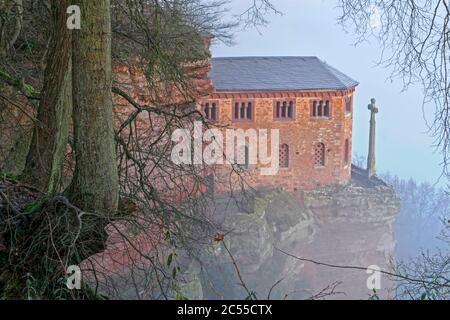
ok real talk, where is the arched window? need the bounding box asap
[240,102,246,119]
[274,100,295,120]
[317,101,323,117]
[344,139,350,165]
[202,101,218,121]
[234,102,240,119]
[324,101,330,117]
[312,100,331,118]
[280,144,289,168]
[233,100,254,121]
[288,101,294,118]
[247,102,253,120]
[312,101,317,117]
[282,101,287,117]
[204,103,210,119]
[314,143,326,167]
[211,103,217,121]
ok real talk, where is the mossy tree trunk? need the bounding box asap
[69,0,118,214]
[23,0,72,193]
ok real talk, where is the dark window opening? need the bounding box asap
[314,143,326,167]
[280,144,289,168]
[312,100,331,118]
[288,101,294,118]
[203,101,218,121]
[240,102,246,119]
[204,103,210,119]
[247,102,253,120]
[233,100,253,121]
[275,100,295,120]
[324,101,330,117]
[211,103,217,120]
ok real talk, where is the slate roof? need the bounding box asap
[210,56,358,92]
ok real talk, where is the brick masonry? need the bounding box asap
[199,89,356,191]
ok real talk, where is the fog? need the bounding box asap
[207,0,450,299]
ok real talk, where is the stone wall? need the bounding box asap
[202,91,355,191]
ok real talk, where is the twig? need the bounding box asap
[0,190,21,216]
[276,247,450,289]
[222,241,255,300]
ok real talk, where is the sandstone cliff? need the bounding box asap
[195,169,400,300]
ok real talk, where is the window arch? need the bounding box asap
[312,100,331,118]
[233,100,253,121]
[247,103,253,120]
[202,101,218,121]
[204,104,210,119]
[240,102,246,119]
[314,143,326,167]
[274,100,295,120]
[234,102,240,119]
[282,101,287,117]
[324,101,330,117]
[288,101,294,118]
[279,144,289,168]
[211,103,217,120]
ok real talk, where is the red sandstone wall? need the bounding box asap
[201,91,355,191]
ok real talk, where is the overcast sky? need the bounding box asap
[211,0,442,184]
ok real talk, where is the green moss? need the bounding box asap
[0,69,39,98]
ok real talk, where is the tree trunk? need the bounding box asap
[70,0,119,214]
[23,0,72,193]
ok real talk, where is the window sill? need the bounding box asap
[232,119,254,123]
[274,118,295,122]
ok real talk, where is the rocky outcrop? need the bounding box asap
[199,176,400,300]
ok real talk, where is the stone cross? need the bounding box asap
[367,98,378,178]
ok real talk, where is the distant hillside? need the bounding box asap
[381,173,450,260]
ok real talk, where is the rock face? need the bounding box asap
[197,189,315,299]
[200,176,400,300]
[296,181,400,299]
